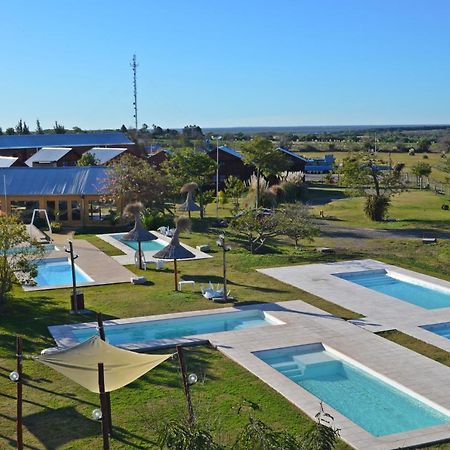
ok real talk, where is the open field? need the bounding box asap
[311,189,450,231]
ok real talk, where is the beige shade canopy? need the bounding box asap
[34,336,171,393]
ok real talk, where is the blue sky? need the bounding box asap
[1,0,450,130]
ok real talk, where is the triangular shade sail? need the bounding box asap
[34,336,171,393]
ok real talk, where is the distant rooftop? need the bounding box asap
[0,156,18,167]
[25,147,73,167]
[217,145,243,159]
[86,147,127,164]
[0,166,109,196]
[0,132,133,150]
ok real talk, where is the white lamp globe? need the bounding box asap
[188,373,198,385]
[9,371,20,382]
[92,408,103,421]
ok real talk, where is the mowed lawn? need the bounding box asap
[1,208,450,448]
[0,223,358,449]
[313,189,450,230]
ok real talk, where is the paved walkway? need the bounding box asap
[50,299,450,449]
[317,221,450,240]
[260,259,450,356]
[24,239,135,291]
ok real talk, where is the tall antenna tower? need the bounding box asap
[131,54,138,138]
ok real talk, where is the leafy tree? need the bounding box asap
[15,119,24,134]
[77,152,100,166]
[278,204,319,248]
[72,126,83,133]
[157,420,224,450]
[162,148,216,218]
[240,137,291,208]
[417,137,432,153]
[233,416,299,450]
[36,119,44,134]
[225,176,246,214]
[53,121,66,134]
[0,215,44,303]
[340,153,405,221]
[120,124,128,133]
[301,404,340,450]
[105,154,168,210]
[5,128,15,135]
[230,208,280,253]
[0,127,3,135]
[411,162,432,189]
[182,124,204,140]
[22,121,30,135]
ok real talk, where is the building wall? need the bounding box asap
[0,194,116,227]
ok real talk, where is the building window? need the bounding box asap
[46,201,56,221]
[10,201,40,222]
[71,200,81,221]
[88,200,116,222]
[58,201,68,221]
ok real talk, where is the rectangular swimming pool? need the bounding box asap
[256,343,450,436]
[334,269,450,309]
[111,233,166,252]
[422,322,450,340]
[34,259,94,287]
[71,310,281,346]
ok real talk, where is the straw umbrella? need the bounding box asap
[153,216,195,291]
[178,182,202,218]
[123,202,157,270]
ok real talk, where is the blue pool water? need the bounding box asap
[9,244,57,254]
[72,310,275,345]
[256,344,450,436]
[335,269,450,309]
[34,259,93,287]
[112,233,165,251]
[422,322,450,340]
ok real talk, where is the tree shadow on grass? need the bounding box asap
[0,295,120,356]
[23,406,99,449]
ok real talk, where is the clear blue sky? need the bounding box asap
[1,0,450,130]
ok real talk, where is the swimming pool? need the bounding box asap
[422,322,450,340]
[335,269,450,309]
[111,233,166,252]
[9,243,58,254]
[70,310,281,346]
[34,259,94,287]
[256,343,450,437]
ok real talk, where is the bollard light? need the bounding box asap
[92,408,103,421]
[187,373,198,385]
[9,371,20,382]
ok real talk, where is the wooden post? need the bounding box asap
[137,239,143,270]
[97,363,110,450]
[174,259,178,291]
[96,314,112,436]
[176,345,194,425]
[16,336,23,450]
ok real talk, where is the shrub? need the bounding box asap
[141,210,172,230]
[269,184,286,203]
[364,195,390,221]
[50,221,62,233]
[279,181,299,202]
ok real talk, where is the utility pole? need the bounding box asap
[131,54,138,140]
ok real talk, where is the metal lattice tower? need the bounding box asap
[131,54,138,138]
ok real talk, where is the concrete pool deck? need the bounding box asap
[259,259,450,352]
[96,231,212,265]
[24,239,136,291]
[49,299,450,449]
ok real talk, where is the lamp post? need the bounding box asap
[216,234,231,302]
[65,241,83,313]
[176,345,197,425]
[211,135,222,220]
[10,336,23,450]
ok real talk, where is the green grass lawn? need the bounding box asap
[1,203,450,449]
[313,189,450,230]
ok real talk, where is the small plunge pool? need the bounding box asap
[255,343,450,436]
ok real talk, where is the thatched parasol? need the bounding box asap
[123,202,157,269]
[153,216,195,290]
[178,182,202,218]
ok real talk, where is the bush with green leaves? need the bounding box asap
[0,215,44,302]
[278,204,319,248]
[224,176,247,213]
